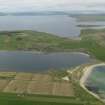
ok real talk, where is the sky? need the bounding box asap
[0,0,105,12]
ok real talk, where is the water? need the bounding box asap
[0,15,80,37]
[86,65,105,98]
[0,52,90,72]
[0,15,105,37]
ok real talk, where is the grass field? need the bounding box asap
[0,29,105,61]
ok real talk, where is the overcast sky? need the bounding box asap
[0,0,105,12]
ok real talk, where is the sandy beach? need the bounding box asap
[80,63,105,102]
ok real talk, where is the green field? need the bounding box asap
[0,29,105,61]
[0,93,87,105]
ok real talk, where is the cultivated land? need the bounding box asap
[0,29,105,105]
[0,72,74,97]
[0,69,104,105]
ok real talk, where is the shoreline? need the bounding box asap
[0,50,90,56]
[80,63,105,102]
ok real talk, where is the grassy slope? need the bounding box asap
[80,29,105,61]
[0,29,105,60]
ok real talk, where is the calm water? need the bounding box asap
[86,66,105,98]
[0,15,80,37]
[0,52,90,72]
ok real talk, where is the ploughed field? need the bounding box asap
[0,72,74,97]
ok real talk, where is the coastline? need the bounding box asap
[0,50,90,55]
[80,63,105,102]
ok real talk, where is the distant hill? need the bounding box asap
[0,11,105,16]
[0,11,68,16]
[9,11,68,16]
[0,12,7,16]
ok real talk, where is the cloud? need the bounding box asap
[0,0,105,12]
